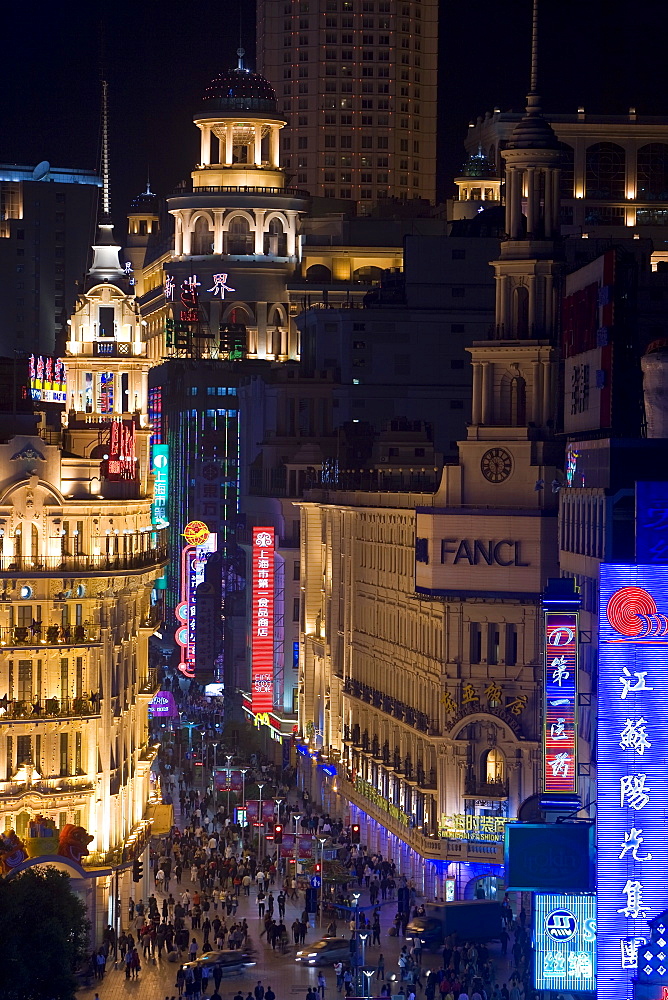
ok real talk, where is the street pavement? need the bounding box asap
[79,866,514,1000]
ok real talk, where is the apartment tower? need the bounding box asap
[256,0,437,210]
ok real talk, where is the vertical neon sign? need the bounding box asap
[597,567,668,1000]
[252,527,275,714]
[543,611,578,795]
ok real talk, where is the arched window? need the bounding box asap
[305,264,332,283]
[586,142,625,199]
[264,217,287,256]
[31,524,39,560]
[483,747,505,783]
[225,217,253,255]
[191,216,213,255]
[353,265,383,285]
[637,144,668,201]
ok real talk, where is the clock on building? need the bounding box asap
[480,448,513,483]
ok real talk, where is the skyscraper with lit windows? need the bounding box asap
[256,0,438,210]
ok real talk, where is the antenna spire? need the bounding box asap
[526,0,540,115]
[101,79,111,218]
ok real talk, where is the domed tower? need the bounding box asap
[126,184,160,279]
[167,54,309,359]
[453,149,501,220]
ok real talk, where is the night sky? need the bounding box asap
[0,0,665,224]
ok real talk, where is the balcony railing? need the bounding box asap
[0,695,102,721]
[138,667,160,696]
[0,624,102,647]
[0,777,94,799]
[0,546,168,574]
[464,777,509,799]
[343,678,438,735]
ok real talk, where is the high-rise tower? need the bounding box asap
[256,0,438,210]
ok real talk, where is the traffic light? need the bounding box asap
[274,824,283,844]
[132,858,143,883]
[314,861,321,873]
[351,824,360,844]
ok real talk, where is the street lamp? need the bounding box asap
[359,930,368,985]
[292,813,301,883]
[363,970,374,998]
[258,782,265,863]
[200,730,207,789]
[240,768,249,808]
[318,836,327,927]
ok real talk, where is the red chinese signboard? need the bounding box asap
[103,419,137,480]
[251,527,275,714]
[543,611,578,795]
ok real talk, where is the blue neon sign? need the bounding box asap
[534,893,595,991]
[151,444,169,524]
[597,565,668,1000]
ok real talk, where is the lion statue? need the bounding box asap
[57,824,93,863]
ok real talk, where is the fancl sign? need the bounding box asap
[440,538,529,567]
[415,509,558,598]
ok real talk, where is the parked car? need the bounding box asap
[296,937,351,966]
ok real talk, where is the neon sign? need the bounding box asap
[208,273,235,298]
[534,893,595,991]
[29,355,66,404]
[597,566,668,1000]
[151,445,169,524]
[175,522,217,677]
[102,419,137,481]
[543,611,578,795]
[251,527,275,714]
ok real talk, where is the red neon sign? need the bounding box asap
[251,527,275,714]
[543,611,578,794]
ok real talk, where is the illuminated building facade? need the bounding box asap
[0,181,165,940]
[466,109,668,241]
[256,0,438,210]
[297,15,571,897]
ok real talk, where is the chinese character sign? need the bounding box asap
[534,893,596,992]
[543,611,578,795]
[252,527,275,714]
[151,445,169,524]
[597,566,668,1000]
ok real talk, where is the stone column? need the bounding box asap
[200,126,211,166]
[481,362,492,424]
[471,362,483,425]
[225,125,234,166]
[270,126,280,168]
[254,210,266,254]
[254,125,263,167]
[212,211,224,254]
[286,214,296,256]
[525,167,536,236]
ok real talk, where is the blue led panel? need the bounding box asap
[597,565,668,1000]
[534,892,596,991]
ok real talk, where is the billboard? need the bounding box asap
[29,355,67,404]
[534,893,596,991]
[562,250,614,433]
[251,527,275,714]
[505,823,593,892]
[597,565,668,1000]
[148,691,178,718]
[543,611,578,795]
[102,419,137,481]
[414,509,558,598]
